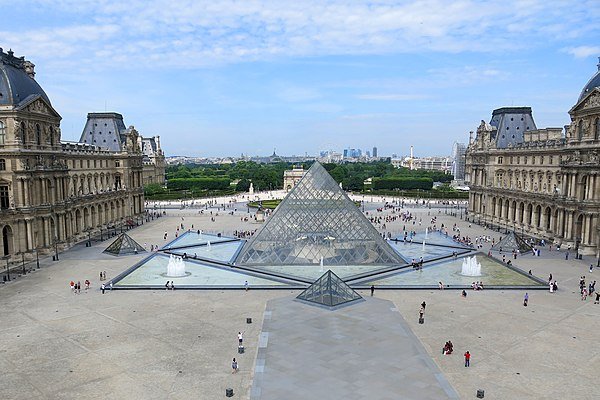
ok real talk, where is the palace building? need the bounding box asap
[0,49,162,261]
[465,58,600,256]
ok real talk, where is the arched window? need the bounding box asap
[36,124,42,146]
[578,121,584,140]
[49,126,54,145]
[0,121,5,145]
[20,122,26,144]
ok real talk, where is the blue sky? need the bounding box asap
[2,0,599,157]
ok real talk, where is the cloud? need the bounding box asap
[564,46,600,59]
[2,0,599,72]
[356,94,431,101]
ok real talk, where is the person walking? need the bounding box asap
[101,283,105,294]
[594,291,600,304]
[244,280,249,291]
[238,332,244,347]
[464,351,471,367]
[370,285,375,296]
[231,358,238,373]
[523,292,529,307]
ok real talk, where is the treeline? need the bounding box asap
[144,160,455,199]
[371,177,433,190]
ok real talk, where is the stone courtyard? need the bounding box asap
[1,195,599,399]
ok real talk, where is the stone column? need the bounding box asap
[25,218,34,250]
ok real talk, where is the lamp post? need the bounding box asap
[2,255,10,281]
[54,237,59,261]
[87,230,91,247]
[35,248,39,269]
[21,252,26,275]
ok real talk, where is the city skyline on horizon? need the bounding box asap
[2,0,599,157]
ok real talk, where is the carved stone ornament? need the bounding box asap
[583,92,600,109]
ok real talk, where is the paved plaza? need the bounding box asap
[1,196,599,399]
[251,296,459,399]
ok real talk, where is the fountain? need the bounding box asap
[422,238,426,252]
[207,241,211,249]
[166,254,187,277]
[461,256,482,276]
[425,227,429,239]
[319,256,324,272]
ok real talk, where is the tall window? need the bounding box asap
[0,159,5,171]
[595,118,600,140]
[20,122,26,144]
[0,121,5,145]
[36,124,41,146]
[0,185,9,209]
[49,127,54,145]
[578,121,584,140]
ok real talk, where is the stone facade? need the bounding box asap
[465,60,600,256]
[283,167,306,191]
[0,49,145,261]
[141,135,166,186]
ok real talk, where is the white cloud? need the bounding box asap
[1,0,598,71]
[356,93,431,101]
[564,46,600,59]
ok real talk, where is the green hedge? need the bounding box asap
[167,177,231,191]
[365,189,468,199]
[372,177,433,190]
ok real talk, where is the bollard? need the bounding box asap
[246,317,252,324]
[238,346,245,354]
[226,388,234,397]
[477,389,484,398]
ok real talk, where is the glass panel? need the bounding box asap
[297,270,362,307]
[162,231,236,249]
[236,162,403,268]
[168,241,243,263]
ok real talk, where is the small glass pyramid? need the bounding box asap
[235,162,403,267]
[491,231,533,253]
[103,233,146,256]
[297,270,363,307]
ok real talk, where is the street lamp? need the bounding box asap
[35,248,39,269]
[2,255,10,281]
[21,252,26,275]
[53,237,59,261]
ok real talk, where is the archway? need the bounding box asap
[75,209,82,234]
[575,214,584,245]
[519,202,525,224]
[534,205,542,228]
[2,225,13,256]
[544,207,551,230]
[526,204,533,225]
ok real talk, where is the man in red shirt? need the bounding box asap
[464,351,471,367]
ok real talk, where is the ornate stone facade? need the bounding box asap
[465,59,600,256]
[0,49,145,261]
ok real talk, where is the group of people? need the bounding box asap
[69,280,90,293]
[579,276,597,301]
[471,281,484,290]
[165,281,176,290]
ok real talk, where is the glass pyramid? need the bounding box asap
[103,233,146,256]
[235,162,404,266]
[491,231,533,253]
[297,269,363,307]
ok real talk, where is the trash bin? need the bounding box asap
[477,389,485,398]
[226,388,234,397]
[246,317,252,324]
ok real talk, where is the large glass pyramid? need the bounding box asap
[103,233,146,256]
[491,231,533,253]
[297,270,363,307]
[235,162,404,266]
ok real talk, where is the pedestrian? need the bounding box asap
[238,331,243,346]
[70,281,75,292]
[523,292,529,307]
[461,290,467,298]
[165,281,170,290]
[421,301,426,310]
[244,280,249,291]
[590,264,594,273]
[464,351,471,367]
[99,271,103,281]
[594,292,600,304]
[103,271,107,280]
[85,279,90,291]
[370,285,375,296]
[565,252,569,260]
[231,358,238,373]
[101,283,105,294]
[581,288,588,301]
[76,281,81,294]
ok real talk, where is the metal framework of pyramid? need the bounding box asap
[103,233,146,256]
[491,231,533,253]
[235,162,404,266]
[296,270,363,307]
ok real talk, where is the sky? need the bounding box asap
[1,0,600,157]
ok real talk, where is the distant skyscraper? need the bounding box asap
[366,150,371,157]
[451,142,467,180]
[372,146,378,157]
